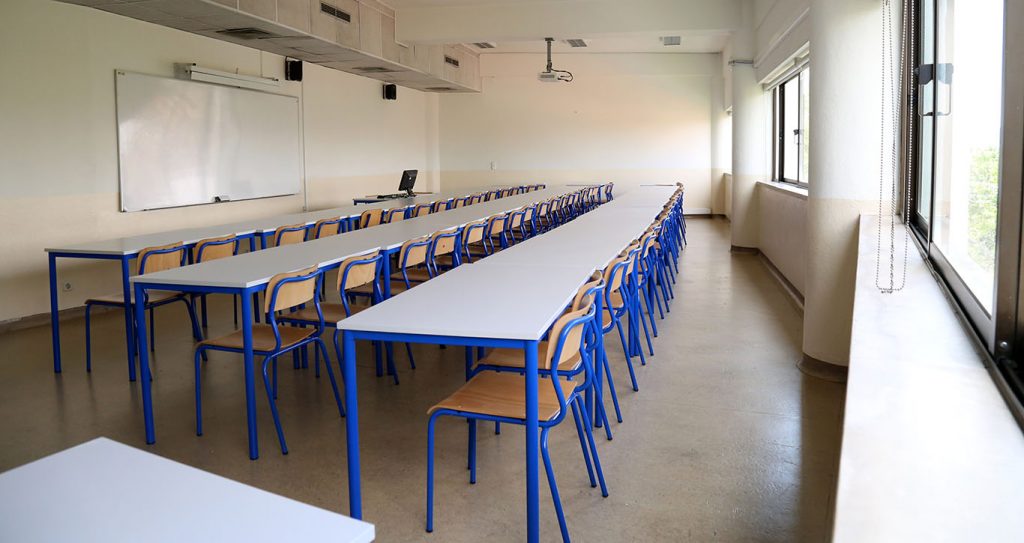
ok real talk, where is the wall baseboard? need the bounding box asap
[757,252,804,312]
[0,304,112,334]
[798,354,849,383]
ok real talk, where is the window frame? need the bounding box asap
[770,67,810,188]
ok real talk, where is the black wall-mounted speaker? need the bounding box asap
[285,59,302,81]
[383,83,397,100]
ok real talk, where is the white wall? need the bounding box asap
[757,183,807,295]
[438,53,721,213]
[754,0,811,82]
[0,0,438,323]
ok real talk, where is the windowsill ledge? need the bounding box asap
[757,180,808,200]
[832,215,1024,542]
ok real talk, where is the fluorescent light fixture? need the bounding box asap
[174,63,280,92]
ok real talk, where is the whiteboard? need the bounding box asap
[115,71,301,212]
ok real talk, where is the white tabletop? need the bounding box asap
[338,186,677,340]
[0,438,374,543]
[45,187,515,256]
[131,187,576,289]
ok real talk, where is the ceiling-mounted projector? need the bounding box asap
[538,37,573,83]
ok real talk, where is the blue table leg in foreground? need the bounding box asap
[121,257,137,382]
[524,339,540,543]
[48,253,61,373]
[241,291,259,460]
[249,237,261,324]
[134,283,155,444]
[342,330,363,518]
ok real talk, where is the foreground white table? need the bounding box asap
[0,438,375,543]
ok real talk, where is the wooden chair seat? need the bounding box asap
[86,290,182,306]
[197,324,316,353]
[428,372,576,422]
[287,302,370,325]
[478,342,582,372]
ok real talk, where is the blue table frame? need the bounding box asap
[47,232,258,381]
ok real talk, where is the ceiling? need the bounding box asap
[468,33,731,54]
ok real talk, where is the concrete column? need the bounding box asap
[801,0,883,378]
[729,1,766,249]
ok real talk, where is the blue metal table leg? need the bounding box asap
[381,250,395,371]
[121,257,137,382]
[134,283,155,444]
[241,291,259,460]
[48,253,61,373]
[248,237,261,324]
[343,331,363,518]
[524,339,540,543]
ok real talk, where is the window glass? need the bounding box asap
[799,69,810,184]
[931,0,1003,312]
[782,77,800,182]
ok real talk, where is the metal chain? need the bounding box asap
[875,0,912,293]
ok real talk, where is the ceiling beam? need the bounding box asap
[395,0,742,45]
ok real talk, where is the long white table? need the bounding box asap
[43,185,532,381]
[129,186,580,463]
[0,438,375,543]
[336,185,677,543]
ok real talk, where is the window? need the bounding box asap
[908,0,1024,409]
[770,68,810,186]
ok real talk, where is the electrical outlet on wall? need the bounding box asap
[490,161,497,171]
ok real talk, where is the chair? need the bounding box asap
[472,272,620,436]
[452,197,468,209]
[313,217,345,239]
[427,227,462,276]
[194,266,344,455]
[273,223,307,246]
[384,207,409,223]
[486,213,510,252]
[600,253,642,392]
[85,242,203,376]
[426,301,607,541]
[431,199,453,213]
[505,207,526,246]
[457,218,489,263]
[359,208,384,229]
[412,203,433,217]
[193,235,241,327]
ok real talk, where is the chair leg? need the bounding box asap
[569,401,597,487]
[426,412,441,533]
[611,323,639,392]
[642,284,659,337]
[315,339,345,418]
[468,419,477,484]
[405,343,417,370]
[182,298,207,362]
[386,342,399,385]
[272,356,278,399]
[541,427,571,543]
[576,397,609,497]
[149,307,155,353]
[84,304,93,373]
[261,355,288,455]
[194,347,205,436]
[374,340,383,377]
[602,349,624,422]
[637,293,655,356]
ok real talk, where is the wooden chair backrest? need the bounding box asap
[139,242,185,274]
[360,208,384,229]
[571,271,603,311]
[314,218,343,239]
[338,251,379,291]
[509,209,524,229]
[275,224,306,246]
[401,236,430,268]
[464,219,487,244]
[524,206,535,221]
[431,228,459,257]
[603,255,628,293]
[386,207,407,223]
[453,198,466,209]
[265,266,318,314]
[488,214,507,234]
[544,303,593,371]
[413,204,432,217]
[195,236,235,263]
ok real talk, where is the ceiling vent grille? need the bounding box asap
[353,66,399,73]
[660,36,682,46]
[444,55,460,67]
[216,27,276,40]
[472,42,496,49]
[565,39,587,48]
[320,2,352,22]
